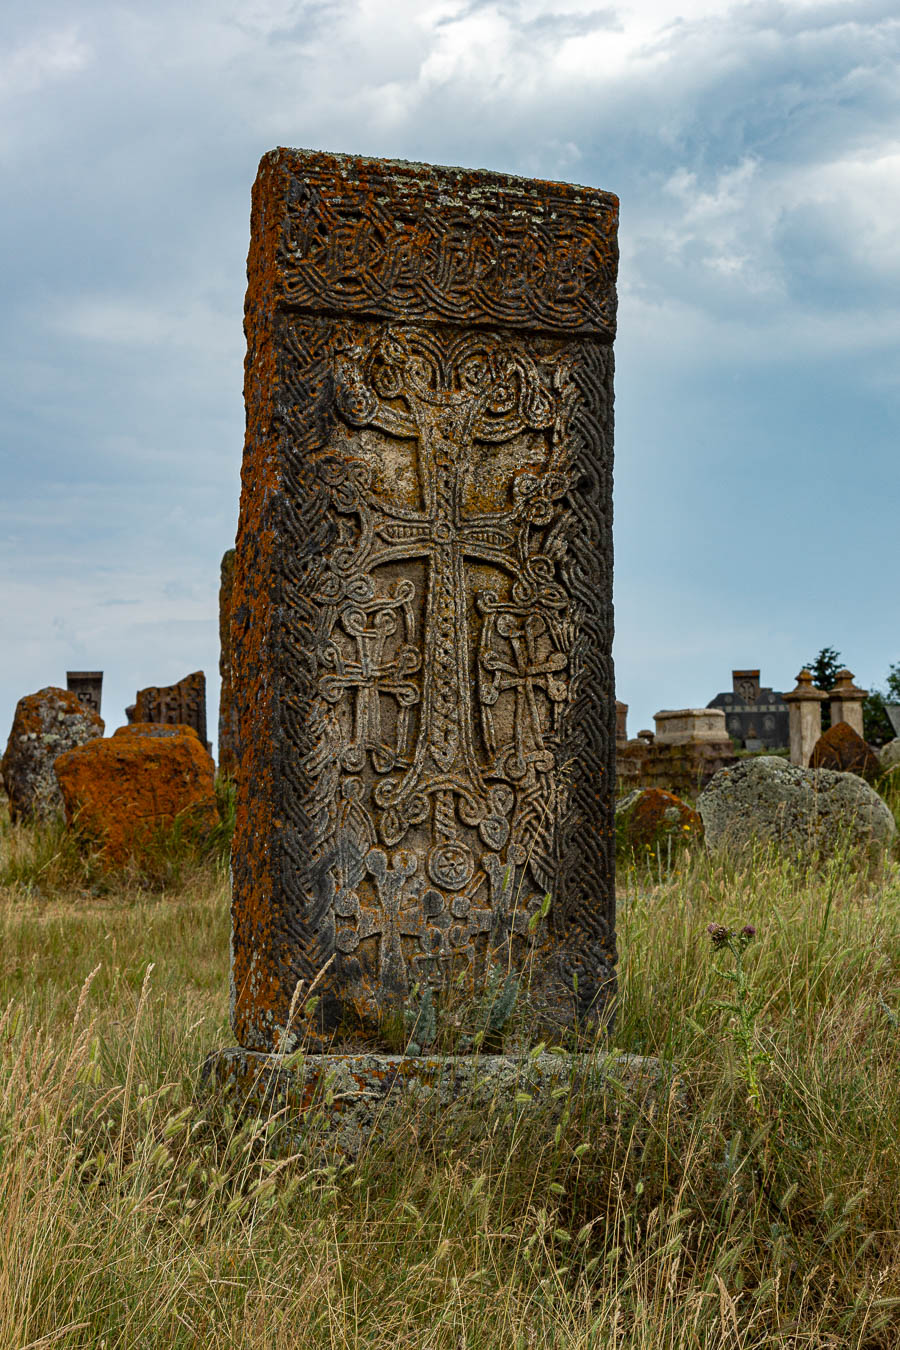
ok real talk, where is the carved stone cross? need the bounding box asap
[230,150,618,1047]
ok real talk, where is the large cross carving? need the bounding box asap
[334,328,559,886]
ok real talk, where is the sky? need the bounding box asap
[1,0,898,751]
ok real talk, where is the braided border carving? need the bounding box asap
[276,152,618,338]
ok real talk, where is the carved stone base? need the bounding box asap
[201,1048,666,1156]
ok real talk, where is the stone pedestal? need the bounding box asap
[228,148,619,1051]
[203,1048,662,1156]
[828,669,867,738]
[653,708,729,745]
[783,669,827,767]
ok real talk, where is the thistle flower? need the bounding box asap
[707,923,731,949]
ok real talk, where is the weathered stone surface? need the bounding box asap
[218,549,239,778]
[133,671,208,748]
[54,732,217,862]
[2,687,104,823]
[879,738,900,771]
[809,722,880,781]
[783,668,827,767]
[654,708,729,745]
[615,788,702,854]
[203,1049,663,1156]
[615,700,628,746]
[230,148,619,1051]
[67,671,103,717]
[113,722,202,742]
[827,669,867,739]
[616,736,737,797]
[697,756,896,857]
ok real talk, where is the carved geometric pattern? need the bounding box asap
[273,154,618,338]
[231,150,617,1049]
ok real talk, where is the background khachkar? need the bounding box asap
[232,149,618,1048]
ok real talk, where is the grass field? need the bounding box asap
[0,796,898,1348]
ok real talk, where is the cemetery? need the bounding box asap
[0,149,898,1347]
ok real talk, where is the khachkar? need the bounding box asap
[231,148,618,1049]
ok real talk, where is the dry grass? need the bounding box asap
[0,794,898,1348]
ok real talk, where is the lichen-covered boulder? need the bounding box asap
[879,739,900,771]
[112,722,201,742]
[2,687,105,823]
[54,732,217,863]
[698,756,896,858]
[809,722,881,781]
[615,788,702,856]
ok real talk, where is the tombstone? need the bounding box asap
[2,687,104,823]
[133,671,208,749]
[228,148,619,1050]
[218,549,240,778]
[707,669,789,750]
[67,671,103,717]
[887,705,900,738]
[654,708,729,745]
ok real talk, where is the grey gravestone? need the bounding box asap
[228,148,619,1050]
[67,671,103,717]
[886,705,900,737]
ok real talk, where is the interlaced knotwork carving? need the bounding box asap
[231,150,616,1048]
[268,318,612,1015]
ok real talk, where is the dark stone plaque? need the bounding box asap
[231,149,618,1050]
[67,671,103,717]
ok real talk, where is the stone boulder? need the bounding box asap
[616,788,702,855]
[698,756,896,858]
[2,687,104,823]
[879,739,900,772]
[113,722,201,742]
[809,722,880,781]
[54,732,218,863]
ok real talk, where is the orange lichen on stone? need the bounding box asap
[809,722,881,781]
[54,732,217,863]
[2,687,104,823]
[113,722,201,742]
[616,787,703,854]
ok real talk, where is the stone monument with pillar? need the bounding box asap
[222,148,619,1055]
[828,669,867,737]
[783,669,828,767]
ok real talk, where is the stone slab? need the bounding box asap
[654,708,729,745]
[218,549,239,778]
[133,671,208,749]
[202,1048,664,1156]
[67,671,103,717]
[231,149,619,1050]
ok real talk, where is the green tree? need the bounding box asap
[864,661,900,745]
[806,646,842,691]
[806,647,842,732]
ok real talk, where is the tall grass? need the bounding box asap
[0,795,897,1347]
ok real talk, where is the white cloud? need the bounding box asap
[0,27,90,99]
